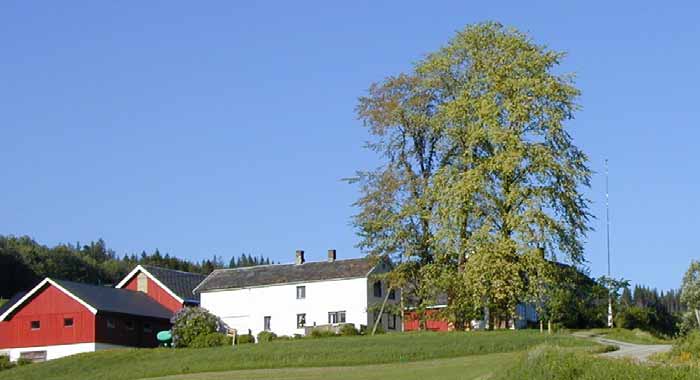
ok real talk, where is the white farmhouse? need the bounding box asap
[195,250,401,337]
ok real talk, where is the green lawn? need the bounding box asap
[586,328,673,345]
[0,331,592,380]
[148,352,519,380]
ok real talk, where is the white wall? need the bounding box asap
[202,277,373,337]
[2,342,129,362]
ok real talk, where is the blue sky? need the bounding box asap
[1,1,698,291]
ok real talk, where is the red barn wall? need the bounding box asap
[95,313,171,348]
[122,273,182,312]
[0,285,95,349]
[403,309,450,332]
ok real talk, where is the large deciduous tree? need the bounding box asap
[352,22,591,328]
[681,260,700,327]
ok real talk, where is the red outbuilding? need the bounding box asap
[0,265,206,362]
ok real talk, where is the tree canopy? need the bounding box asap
[351,22,592,328]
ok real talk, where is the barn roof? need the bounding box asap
[55,280,174,319]
[116,265,207,303]
[0,279,174,321]
[0,291,27,317]
[195,257,377,293]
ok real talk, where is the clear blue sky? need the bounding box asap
[1,1,698,291]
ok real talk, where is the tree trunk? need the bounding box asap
[694,308,700,328]
[547,320,552,334]
[540,320,543,333]
[400,287,405,333]
[371,287,392,336]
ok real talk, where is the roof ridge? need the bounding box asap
[210,257,369,273]
[141,264,206,276]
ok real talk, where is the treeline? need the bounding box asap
[0,235,274,298]
[616,285,685,337]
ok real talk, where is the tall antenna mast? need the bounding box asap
[605,159,613,328]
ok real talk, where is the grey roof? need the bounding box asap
[0,292,26,317]
[55,280,174,319]
[141,265,206,302]
[195,258,375,293]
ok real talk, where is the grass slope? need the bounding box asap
[0,331,592,380]
[148,352,519,380]
[586,328,672,345]
[496,345,700,380]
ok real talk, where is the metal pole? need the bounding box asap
[606,159,613,328]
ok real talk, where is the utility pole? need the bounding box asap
[606,159,613,328]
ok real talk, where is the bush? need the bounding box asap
[293,333,303,339]
[16,358,32,366]
[672,330,700,361]
[339,324,359,336]
[257,331,277,343]
[236,334,255,344]
[310,328,337,338]
[189,332,231,348]
[0,356,15,371]
[170,307,228,348]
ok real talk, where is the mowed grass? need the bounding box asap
[0,331,594,380]
[148,352,519,380]
[586,328,673,345]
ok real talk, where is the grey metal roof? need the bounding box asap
[195,258,375,293]
[141,265,206,302]
[0,291,26,317]
[55,280,174,319]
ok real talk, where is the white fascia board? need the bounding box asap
[115,265,185,304]
[0,278,98,321]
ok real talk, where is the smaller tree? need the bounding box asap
[171,307,228,348]
[681,261,700,328]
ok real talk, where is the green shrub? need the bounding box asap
[293,333,303,339]
[339,324,359,336]
[236,334,255,344]
[189,332,231,348]
[257,331,277,343]
[310,328,337,338]
[0,355,15,371]
[16,358,33,366]
[275,335,293,341]
[170,307,227,348]
[672,330,700,362]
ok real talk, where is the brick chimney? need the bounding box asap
[295,250,305,265]
[327,249,337,262]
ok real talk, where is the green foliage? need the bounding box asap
[0,331,594,380]
[236,334,255,344]
[681,261,700,329]
[0,235,277,298]
[0,355,15,371]
[189,333,232,348]
[588,328,671,345]
[671,330,700,362]
[310,329,337,338]
[171,307,227,348]
[496,345,699,380]
[256,331,277,343]
[351,22,592,326]
[15,358,32,366]
[339,324,359,336]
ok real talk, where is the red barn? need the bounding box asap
[115,265,206,312]
[0,278,172,361]
[0,265,205,362]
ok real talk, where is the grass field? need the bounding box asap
[585,328,673,345]
[149,352,519,380]
[0,331,593,380]
[496,344,700,380]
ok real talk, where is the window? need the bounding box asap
[137,273,148,292]
[388,289,396,300]
[125,320,135,331]
[264,316,271,331]
[373,281,382,298]
[143,323,152,333]
[296,314,306,328]
[388,314,397,330]
[63,318,74,327]
[30,320,40,330]
[296,286,306,299]
[107,319,116,329]
[328,311,346,324]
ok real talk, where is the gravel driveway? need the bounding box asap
[573,331,672,362]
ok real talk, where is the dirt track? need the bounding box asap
[573,331,672,362]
